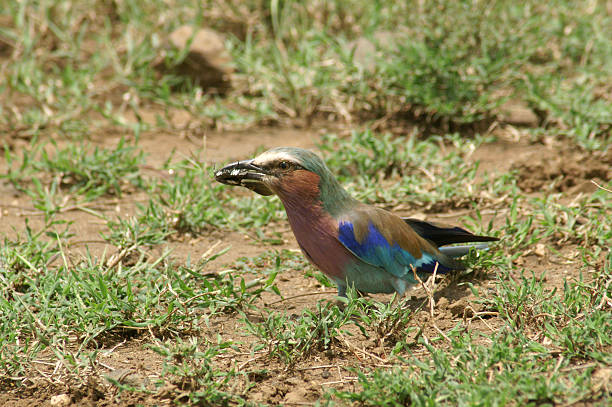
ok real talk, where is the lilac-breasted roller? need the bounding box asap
[215,147,498,297]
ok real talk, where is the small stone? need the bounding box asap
[50,394,71,406]
[534,244,547,258]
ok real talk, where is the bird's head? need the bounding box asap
[215,147,330,198]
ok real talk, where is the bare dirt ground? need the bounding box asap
[0,124,609,406]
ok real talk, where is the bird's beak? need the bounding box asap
[214,159,274,196]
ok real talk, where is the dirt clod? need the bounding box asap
[513,147,612,193]
[162,25,233,90]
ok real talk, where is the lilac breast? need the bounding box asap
[281,200,353,280]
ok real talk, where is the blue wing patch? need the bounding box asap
[338,221,451,277]
[338,221,389,258]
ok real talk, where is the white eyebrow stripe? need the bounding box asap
[253,151,298,166]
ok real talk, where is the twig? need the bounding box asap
[0,204,30,209]
[139,164,172,179]
[321,377,358,386]
[559,362,597,372]
[97,361,117,371]
[432,324,451,343]
[411,263,452,343]
[296,364,338,371]
[31,360,57,366]
[417,166,437,183]
[411,263,438,318]
[433,205,508,218]
[591,180,612,193]
[216,350,267,359]
[102,340,127,357]
[200,240,222,260]
[15,200,117,217]
[266,291,337,306]
[464,307,498,332]
[237,355,264,371]
[338,333,387,363]
[68,239,108,246]
[105,244,138,269]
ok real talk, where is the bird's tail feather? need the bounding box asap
[439,243,491,258]
[402,217,498,247]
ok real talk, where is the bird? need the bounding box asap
[215,147,498,298]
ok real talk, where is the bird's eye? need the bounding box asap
[279,161,289,170]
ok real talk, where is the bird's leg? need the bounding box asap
[332,285,349,310]
[390,277,408,307]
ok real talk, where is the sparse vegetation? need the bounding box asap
[0,0,610,405]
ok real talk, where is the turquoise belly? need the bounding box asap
[334,262,405,294]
